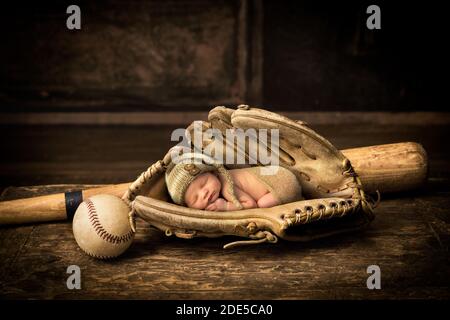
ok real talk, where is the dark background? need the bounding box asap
[1,1,450,301]
[0,0,447,112]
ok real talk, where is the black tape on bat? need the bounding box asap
[65,191,83,220]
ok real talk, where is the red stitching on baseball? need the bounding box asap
[85,199,134,244]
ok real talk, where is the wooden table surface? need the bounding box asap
[1,119,449,299]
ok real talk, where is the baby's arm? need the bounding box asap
[205,198,227,211]
[222,185,257,210]
[256,192,279,208]
[205,185,257,211]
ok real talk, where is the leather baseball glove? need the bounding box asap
[122,105,378,248]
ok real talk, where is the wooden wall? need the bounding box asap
[1,0,261,111]
[0,0,446,113]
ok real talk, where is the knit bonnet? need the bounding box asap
[165,152,243,209]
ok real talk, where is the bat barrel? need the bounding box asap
[342,142,428,194]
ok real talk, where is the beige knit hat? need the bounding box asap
[165,152,242,209]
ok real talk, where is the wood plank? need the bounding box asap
[0,189,34,283]
[1,111,449,126]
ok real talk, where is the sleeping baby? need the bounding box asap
[165,153,302,211]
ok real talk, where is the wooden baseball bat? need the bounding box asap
[0,142,427,225]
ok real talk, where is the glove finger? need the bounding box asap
[231,107,355,199]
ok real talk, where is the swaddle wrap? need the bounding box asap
[244,166,303,204]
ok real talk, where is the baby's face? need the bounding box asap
[185,172,221,209]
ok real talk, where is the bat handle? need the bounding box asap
[0,183,131,225]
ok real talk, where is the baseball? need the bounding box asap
[73,194,135,259]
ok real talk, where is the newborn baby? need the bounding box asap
[165,154,302,211]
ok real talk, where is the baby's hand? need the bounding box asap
[205,198,227,211]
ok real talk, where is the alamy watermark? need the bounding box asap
[170,121,280,175]
[66,5,81,30]
[366,265,381,289]
[66,265,81,289]
[66,5,379,31]
[366,5,381,30]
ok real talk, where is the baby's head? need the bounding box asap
[184,172,221,209]
[165,153,225,209]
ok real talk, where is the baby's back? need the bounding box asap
[228,167,270,201]
[229,166,303,204]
